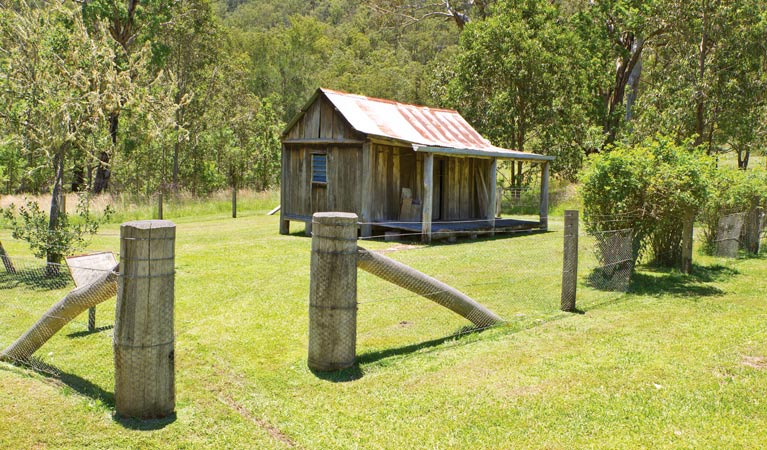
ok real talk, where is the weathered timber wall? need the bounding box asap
[368,146,493,222]
[283,146,363,218]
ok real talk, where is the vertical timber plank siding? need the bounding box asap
[304,100,321,139]
[415,153,424,206]
[332,111,347,139]
[400,151,416,202]
[435,158,443,221]
[320,97,334,139]
[328,146,362,215]
[375,146,387,221]
[449,158,460,220]
[390,148,401,219]
[360,142,373,236]
[460,158,471,219]
[298,148,311,217]
[280,145,289,234]
[326,149,336,211]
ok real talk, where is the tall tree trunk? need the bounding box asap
[47,145,67,273]
[94,112,118,193]
[624,40,643,123]
[604,36,644,147]
[737,148,750,170]
[695,10,709,149]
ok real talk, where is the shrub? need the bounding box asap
[581,136,713,267]
[700,168,767,254]
[1,194,113,267]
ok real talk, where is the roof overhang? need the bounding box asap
[413,145,555,162]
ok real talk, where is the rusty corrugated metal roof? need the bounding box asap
[284,88,554,161]
[321,88,492,150]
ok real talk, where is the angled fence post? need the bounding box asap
[561,210,578,312]
[308,212,358,372]
[0,241,16,274]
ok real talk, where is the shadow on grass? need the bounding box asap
[312,325,493,382]
[114,413,177,430]
[1,357,176,430]
[66,325,114,338]
[357,326,486,366]
[0,268,72,291]
[627,263,738,297]
[310,365,363,383]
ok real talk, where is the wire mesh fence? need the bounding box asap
[585,229,634,292]
[0,254,118,380]
[716,212,746,258]
[352,215,634,361]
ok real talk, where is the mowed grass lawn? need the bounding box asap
[1,205,766,449]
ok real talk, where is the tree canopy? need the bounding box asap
[0,0,766,198]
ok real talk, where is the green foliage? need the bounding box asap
[631,0,767,161]
[445,0,596,179]
[700,168,767,253]
[1,195,113,263]
[582,136,714,266]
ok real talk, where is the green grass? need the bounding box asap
[1,205,766,449]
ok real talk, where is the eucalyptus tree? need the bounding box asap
[447,0,597,178]
[0,2,118,264]
[632,0,767,164]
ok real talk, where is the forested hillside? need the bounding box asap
[1,0,766,197]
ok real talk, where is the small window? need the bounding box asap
[312,154,327,184]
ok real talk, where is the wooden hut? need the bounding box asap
[280,88,554,242]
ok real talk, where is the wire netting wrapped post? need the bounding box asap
[0,266,118,362]
[681,214,694,274]
[560,210,578,311]
[357,248,503,328]
[716,213,745,258]
[743,207,763,255]
[308,213,358,372]
[0,240,16,274]
[114,220,175,419]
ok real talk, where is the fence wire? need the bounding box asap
[716,212,746,258]
[0,254,117,382]
[353,217,633,361]
[584,229,634,292]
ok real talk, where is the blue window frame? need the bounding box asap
[312,153,327,184]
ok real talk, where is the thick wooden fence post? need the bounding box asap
[561,210,578,312]
[681,213,694,274]
[308,212,358,372]
[744,207,763,255]
[114,220,175,419]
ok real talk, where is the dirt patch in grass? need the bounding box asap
[741,355,767,370]
[217,393,299,449]
[382,244,423,253]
